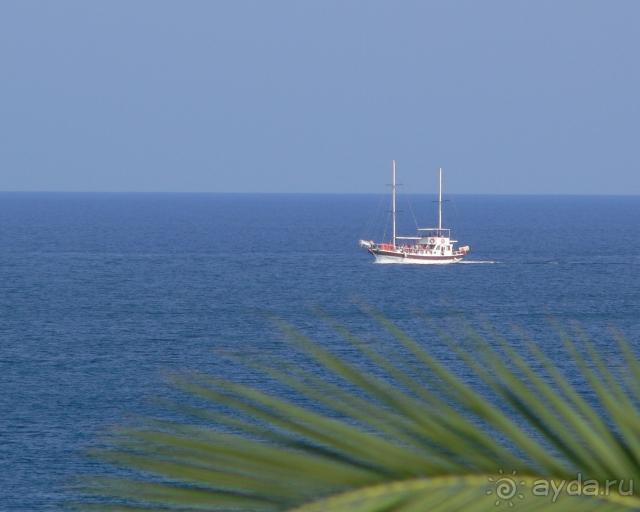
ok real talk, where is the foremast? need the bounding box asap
[391,160,397,248]
[438,167,442,232]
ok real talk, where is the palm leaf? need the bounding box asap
[81,313,640,511]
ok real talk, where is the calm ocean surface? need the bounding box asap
[2,192,640,510]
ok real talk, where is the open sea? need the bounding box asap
[2,192,640,510]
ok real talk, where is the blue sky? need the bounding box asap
[1,1,638,194]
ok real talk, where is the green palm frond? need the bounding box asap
[82,314,640,511]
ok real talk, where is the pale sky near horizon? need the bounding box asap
[1,1,638,194]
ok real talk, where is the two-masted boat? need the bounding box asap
[359,161,470,264]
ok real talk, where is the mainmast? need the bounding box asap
[392,160,397,247]
[438,167,443,232]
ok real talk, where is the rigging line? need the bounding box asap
[432,197,450,227]
[449,193,460,224]
[405,192,419,230]
[360,189,387,240]
[374,190,388,237]
[382,210,391,243]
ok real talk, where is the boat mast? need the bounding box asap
[438,167,442,232]
[392,160,397,247]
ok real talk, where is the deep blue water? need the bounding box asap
[2,192,640,510]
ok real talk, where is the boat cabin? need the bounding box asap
[416,228,457,248]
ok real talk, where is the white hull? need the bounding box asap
[373,252,463,265]
[369,250,464,265]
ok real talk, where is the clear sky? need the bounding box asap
[1,1,638,194]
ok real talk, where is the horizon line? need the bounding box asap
[1,190,640,197]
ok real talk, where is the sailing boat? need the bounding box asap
[359,161,470,264]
